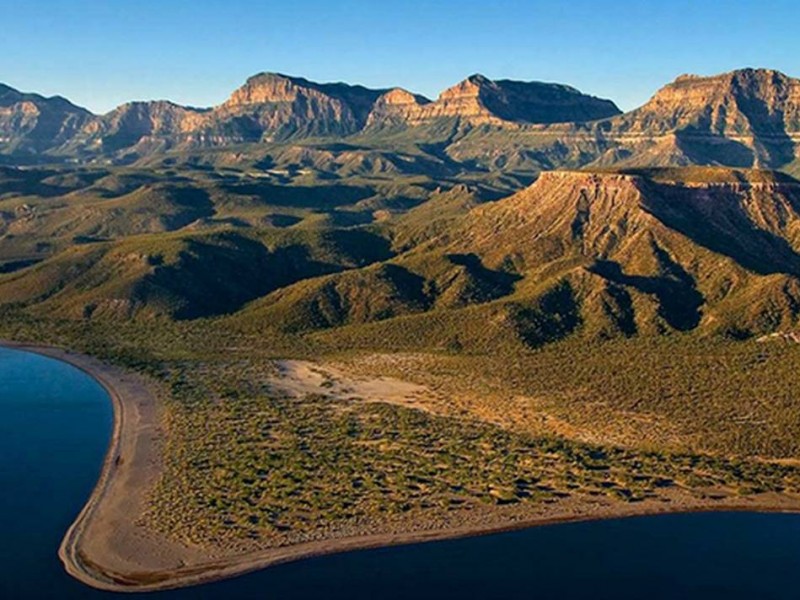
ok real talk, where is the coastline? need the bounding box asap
[3,340,800,593]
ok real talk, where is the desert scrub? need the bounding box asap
[142,358,800,549]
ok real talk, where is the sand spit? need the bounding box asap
[2,341,800,592]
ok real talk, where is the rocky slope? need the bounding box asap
[3,163,800,346]
[596,68,800,168]
[4,68,800,178]
[0,73,621,161]
[0,84,94,156]
[225,167,800,346]
[434,69,800,176]
[366,74,620,127]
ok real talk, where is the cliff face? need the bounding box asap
[434,74,622,124]
[364,88,432,127]
[601,68,800,168]
[616,69,800,135]
[77,101,208,153]
[4,68,800,176]
[208,73,388,141]
[62,72,620,155]
[366,74,621,127]
[0,84,94,154]
[205,73,620,138]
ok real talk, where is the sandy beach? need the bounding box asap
[3,341,800,592]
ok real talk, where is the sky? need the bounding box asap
[1,0,798,114]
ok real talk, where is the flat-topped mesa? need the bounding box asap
[467,169,645,226]
[533,168,799,196]
[459,166,800,286]
[393,74,621,126]
[470,167,800,232]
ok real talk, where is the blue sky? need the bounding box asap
[1,0,797,114]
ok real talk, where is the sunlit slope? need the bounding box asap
[0,227,393,319]
[232,167,800,348]
[3,166,800,347]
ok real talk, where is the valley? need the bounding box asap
[4,66,800,591]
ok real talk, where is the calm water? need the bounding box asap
[2,346,800,599]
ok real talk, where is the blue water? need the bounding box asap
[2,346,800,599]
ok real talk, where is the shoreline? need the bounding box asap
[3,340,800,592]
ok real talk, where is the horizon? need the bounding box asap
[2,0,797,114]
[7,1,800,597]
[3,64,797,117]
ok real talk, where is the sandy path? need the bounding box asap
[3,343,800,592]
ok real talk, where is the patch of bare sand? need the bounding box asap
[269,359,434,408]
[331,352,694,450]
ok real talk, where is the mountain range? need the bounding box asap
[4,68,800,178]
[3,67,800,346]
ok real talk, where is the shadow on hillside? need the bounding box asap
[513,281,582,347]
[446,253,521,300]
[155,186,216,229]
[0,166,104,198]
[735,84,797,167]
[674,130,755,167]
[150,229,393,320]
[589,256,703,331]
[641,182,800,277]
[220,182,374,209]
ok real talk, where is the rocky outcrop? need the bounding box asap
[603,68,800,168]
[419,74,621,124]
[208,73,388,140]
[0,84,94,154]
[78,101,208,153]
[365,88,432,127]
[617,69,800,136]
[366,74,621,127]
[4,68,800,174]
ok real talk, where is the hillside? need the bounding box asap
[219,167,800,351]
[6,162,800,586]
[0,84,94,157]
[6,164,799,349]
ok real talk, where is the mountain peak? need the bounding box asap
[438,74,493,101]
[633,68,800,140]
[374,88,430,106]
[674,67,788,83]
[224,72,317,106]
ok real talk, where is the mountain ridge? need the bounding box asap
[0,71,622,158]
[4,68,800,178]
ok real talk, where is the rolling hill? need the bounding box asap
[5,163,799,351]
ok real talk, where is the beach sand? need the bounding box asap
[3,341,800,592]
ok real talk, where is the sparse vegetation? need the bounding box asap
[3,160,800,561]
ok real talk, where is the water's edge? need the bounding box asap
[4,340,800,597]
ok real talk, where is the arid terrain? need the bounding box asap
[3,67,800,590]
